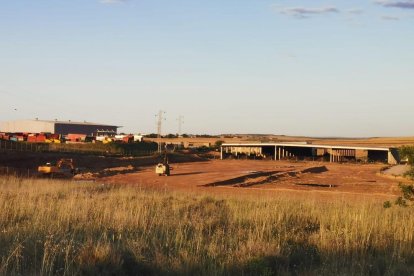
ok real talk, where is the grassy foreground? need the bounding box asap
[1,177,414,275]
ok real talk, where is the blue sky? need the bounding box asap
[0,0,413,136]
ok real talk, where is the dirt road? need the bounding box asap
[383,164,410,177]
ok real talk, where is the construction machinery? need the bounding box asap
[155,143,176,176]
[155,153,171,176]
[38,159,77,178]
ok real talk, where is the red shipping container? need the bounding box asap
[122,136,132,143]
[36,135,46,143]
[27,136,37,143]
[67,134,86,141]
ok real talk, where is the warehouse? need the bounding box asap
[0,119,119,136]
[221,143,400,165]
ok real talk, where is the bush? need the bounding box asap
[394,197,407,207]
[399,146,414,165]
[399,183,414,202]
[214,140,225,149]
[383,201,392,209]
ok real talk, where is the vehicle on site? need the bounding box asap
[155,154,171,176]
[155,144,176,176]
[38,159,78,177]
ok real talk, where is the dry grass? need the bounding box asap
[1,177,414,275]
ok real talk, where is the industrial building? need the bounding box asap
[221,143,400,165]
[0,119,119,136]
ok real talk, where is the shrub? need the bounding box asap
[383,201,392,208]
[395,197,407,207]
[399,146,414,165]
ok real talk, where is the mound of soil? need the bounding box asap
[204,166,329,188]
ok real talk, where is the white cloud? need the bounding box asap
[376,0,414,9]
[100,0,127,4]
[278,6,339,18]
[381,15,401,20]
[347,9,364,15]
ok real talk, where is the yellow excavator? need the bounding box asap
[38,159,77,178]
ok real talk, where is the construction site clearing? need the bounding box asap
[101,159,411,201]
[0,134,413,202]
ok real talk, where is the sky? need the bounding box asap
[0,0,413,137]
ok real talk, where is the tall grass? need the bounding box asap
[0,177,414,275]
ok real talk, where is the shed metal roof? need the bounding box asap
[28,119,119,127]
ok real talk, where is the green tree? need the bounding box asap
[399,146,414,179]
[399,146,414,165]
[214,140,225,148]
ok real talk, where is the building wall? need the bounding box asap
[0,120,118,136]
[0,120,55,133]
[54,124,117,136]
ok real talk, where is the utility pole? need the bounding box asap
[177,115,184,137]
[156,110,166,154]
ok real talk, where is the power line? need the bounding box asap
[155,110,166,154]
[177,115,184,137]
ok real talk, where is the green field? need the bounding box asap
[1,177,414,275]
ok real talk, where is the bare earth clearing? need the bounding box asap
[103,160,408,202]
[2,134,413,202]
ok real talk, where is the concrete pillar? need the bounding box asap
[388,150,398,165]
[274,146,277,161]
[220,146,223,160]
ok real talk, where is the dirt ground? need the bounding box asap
[102,159,411,202]
[1,146,412,203]
[383,164,410,176]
